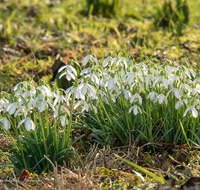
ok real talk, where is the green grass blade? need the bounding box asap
[179,120,191,149]
[114,153,166,184]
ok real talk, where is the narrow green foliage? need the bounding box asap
[154,0,189,36]
[114,154,166,184]
[86,0,120,17]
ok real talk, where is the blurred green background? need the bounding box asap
[0,0,200,91]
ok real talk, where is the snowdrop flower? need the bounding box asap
[127,73,136,85]
[168,75,180,85]
[102,56,114,67]
[17,117,35,131]
[0,117,11,130]
[74,100,97,113]
[153,76,168,89]
[147,91,158,101]
[80,67,91,76]
[0,99,9,112]
[60,115,68,127]
[156,94,168,105]
[14,81,28,91]
[116,57,127,69]
[130,93,142,104]
[37,85,52,97]
[53,92,65,106]
[14,105,27,118]
[129,105,142,115]
[123,89,132,100]
[33,94,45,108]
[82,54,98,66]
[58,65,77,81]
[175,100,184,110]
[33,94,55,112]
[7,102,18,115]
[105,78,114,90]
[39,99,55,112]
[166,88,180,99]
[183,106,198,118]
[21,90,36,99]
[90,73,99,84]
[53,104,70,118]
[145,75,151,90]
[78,83,97,98]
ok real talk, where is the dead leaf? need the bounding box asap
[19,169,29,182]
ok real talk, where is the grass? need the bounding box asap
[0,0,200,189]
[1,0,200,90]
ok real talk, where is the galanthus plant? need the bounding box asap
[1,51,200,173]
[0,78,76,173]
[59,51,200,148]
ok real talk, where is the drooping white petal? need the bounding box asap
[82,55,90,66]
[17,118,26,129]
[83,101,89,112]
[25,117,36,131]
[47,100,55,111]
[59,72,67,79]
[8,102,17,115]
[102,56,111,67]
[74,100,82,110]
[68,65,77,76]
[130,93,142,104]
[108,78,114,90]
[190,69,196,78]
[66,86,73,94]
[66,73,72,81]
[124,89,129,100]
[62,106,70,115]
[0,117,11,130]
[53,106,59,118]
[92,105,97,113]
[88,84,96,96]
[74,88,80,99]
[158,94,164,104]
[39,101,47,112]
[173,89,179,99]
[80,68,90,75]
[183,106,197,118]
[14,83,21,91]
[60,115,68,127]
[40,85,52,97]
[191,107,198,118]
[81,84,88,95]
[175,100,183,110]
[116,91,122,99]
[129,106,133,113]
[58,65,68,73]
[133,106,138,115]
[91,73,99,84]
[91,56,98,65]
[128,73,135,85]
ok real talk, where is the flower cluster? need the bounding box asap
[0,80,69,131]
[61,53,200,119]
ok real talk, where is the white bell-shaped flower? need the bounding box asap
[0,117,11,130]
[17,117,35,131]
[183,106,198,118]
[129,105,142,115]
[130,93,142,104]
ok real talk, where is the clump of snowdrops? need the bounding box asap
[0,78,76,173]
[0,51,200,173]
[59,51,200,148]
